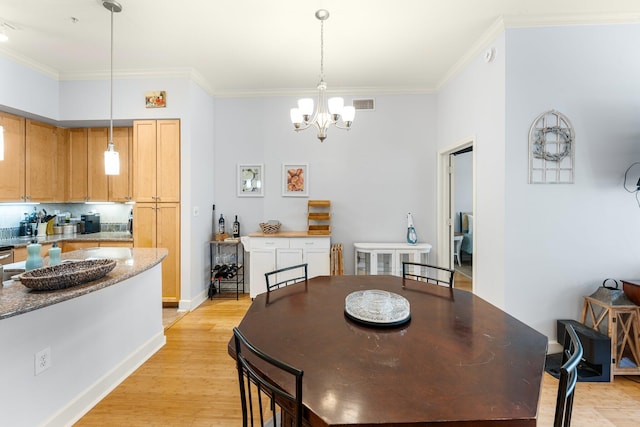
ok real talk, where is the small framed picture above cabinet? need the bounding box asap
[282,163,309,197]
[237,164,264,197]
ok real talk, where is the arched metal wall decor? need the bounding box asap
[528,110,575,184]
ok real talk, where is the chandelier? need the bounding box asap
[289,9,355,142]
[103,0,121,175]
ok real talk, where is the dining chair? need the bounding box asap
[233,327,304,427]
[554,322,584,427]
[402,261,454,288]
[265,263,308,303]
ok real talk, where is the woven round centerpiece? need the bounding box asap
[20,259,117,291]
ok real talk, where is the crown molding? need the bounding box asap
[502,12,640,28]
[0,46,59,80]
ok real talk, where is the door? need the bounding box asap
[67,128,88,201]
[157,120,180,202]
[108,127,132,201]
[157,203,180,304]
[87,128,109,201]
[304,249,329,278]
[25,120,58,202]
[133,203,157,248]
[133,120,157,202]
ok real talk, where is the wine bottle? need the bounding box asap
[232,215,240,238]
[407,212,418,244]
[218,214,225,235]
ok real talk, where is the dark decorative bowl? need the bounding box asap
[20,259,117,291]
[622,280,640,306]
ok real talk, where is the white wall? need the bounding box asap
[504,24,640,340]
[437,33,507,307]
[213,93,438,276]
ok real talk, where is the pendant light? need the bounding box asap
[289,10,355,142]
[103,0,121,175]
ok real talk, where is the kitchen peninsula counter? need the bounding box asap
[0,246,167,320]
[0,246,168,427]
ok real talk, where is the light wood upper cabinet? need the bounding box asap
[25,120,58,202]
[87,128,109,201]
[0,112,26,201]
[108,127,133,202]
[133,120,180,202]
[157,120,180,202]
[67,128,88,202]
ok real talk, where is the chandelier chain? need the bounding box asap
[319,19,324,81]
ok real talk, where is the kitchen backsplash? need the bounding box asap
[0,203,131,230]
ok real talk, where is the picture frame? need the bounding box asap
[282,163,309,197]
[145,91,166,108]
[237,164,264,197]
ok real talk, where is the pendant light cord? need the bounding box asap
[319,18,324,82]
[109,7,114,146]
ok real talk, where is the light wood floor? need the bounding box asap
[77,294,640,426]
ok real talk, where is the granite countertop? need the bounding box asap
[0,231,133,248]
[0,247,168,320]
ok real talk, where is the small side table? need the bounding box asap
[581,295,640,380]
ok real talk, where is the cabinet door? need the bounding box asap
[276,248,304,283]
[25,120,58,202]
[157,203,181,304]
[67,128,88,202]
[156,120,180,202]
[249,249,276,298]
[374,251,395,275]
[62,241,97,253]
[87,128,109,201]
[133,203,157,248]
[133,120,157,202]
[0,112,25,201]
[304,249,330,279]
[108,127,132,202]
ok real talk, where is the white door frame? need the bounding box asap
[436,137,476,287]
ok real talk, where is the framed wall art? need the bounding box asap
[237,164,264,197]
[145,91,166,108]
[282,163,309,197]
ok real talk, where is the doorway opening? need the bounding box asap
[437,140,475,292]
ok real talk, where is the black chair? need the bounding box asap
[233,327,304,427]
[554,323,584,427]
[265,264,308,304]
[402,262,454,288]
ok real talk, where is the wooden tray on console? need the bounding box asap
[20,259,117,291]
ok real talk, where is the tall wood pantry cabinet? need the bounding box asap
[133,119,181,305]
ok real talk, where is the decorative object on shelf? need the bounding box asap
[259,221,281,234]
[282,163,309,197]
[289,9,355,142]
[145,90,166,108]
[103,0,122,176]
[237,164,264,197]
[528,110,575,184]
[406,212,418,244]
[20,259,117,291]
[308,200,330,235]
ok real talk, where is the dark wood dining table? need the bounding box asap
[230,275,548,426]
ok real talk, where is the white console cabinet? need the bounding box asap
[354,242,432,276]
[247,233,330,298]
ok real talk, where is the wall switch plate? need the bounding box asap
[35,347,51,375]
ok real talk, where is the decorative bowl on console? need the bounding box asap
[19,259,117,291]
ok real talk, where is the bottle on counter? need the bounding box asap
[218,214,225,235]
[232,215,240,238]
[48,242,61,266]
[407,212,418,245]
[25,240,43,272]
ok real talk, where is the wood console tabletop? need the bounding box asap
[230,275,548,426]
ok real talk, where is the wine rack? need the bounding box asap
[209,240,244,299]
[308,200,331,235]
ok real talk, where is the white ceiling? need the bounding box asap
[1,0,639,96]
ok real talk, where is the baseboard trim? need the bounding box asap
[43,331,166,427]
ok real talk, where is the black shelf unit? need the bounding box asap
[209,240,244,300]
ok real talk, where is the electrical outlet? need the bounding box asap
[34,347,51,375]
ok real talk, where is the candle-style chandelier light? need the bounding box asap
[289,9,355,142]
